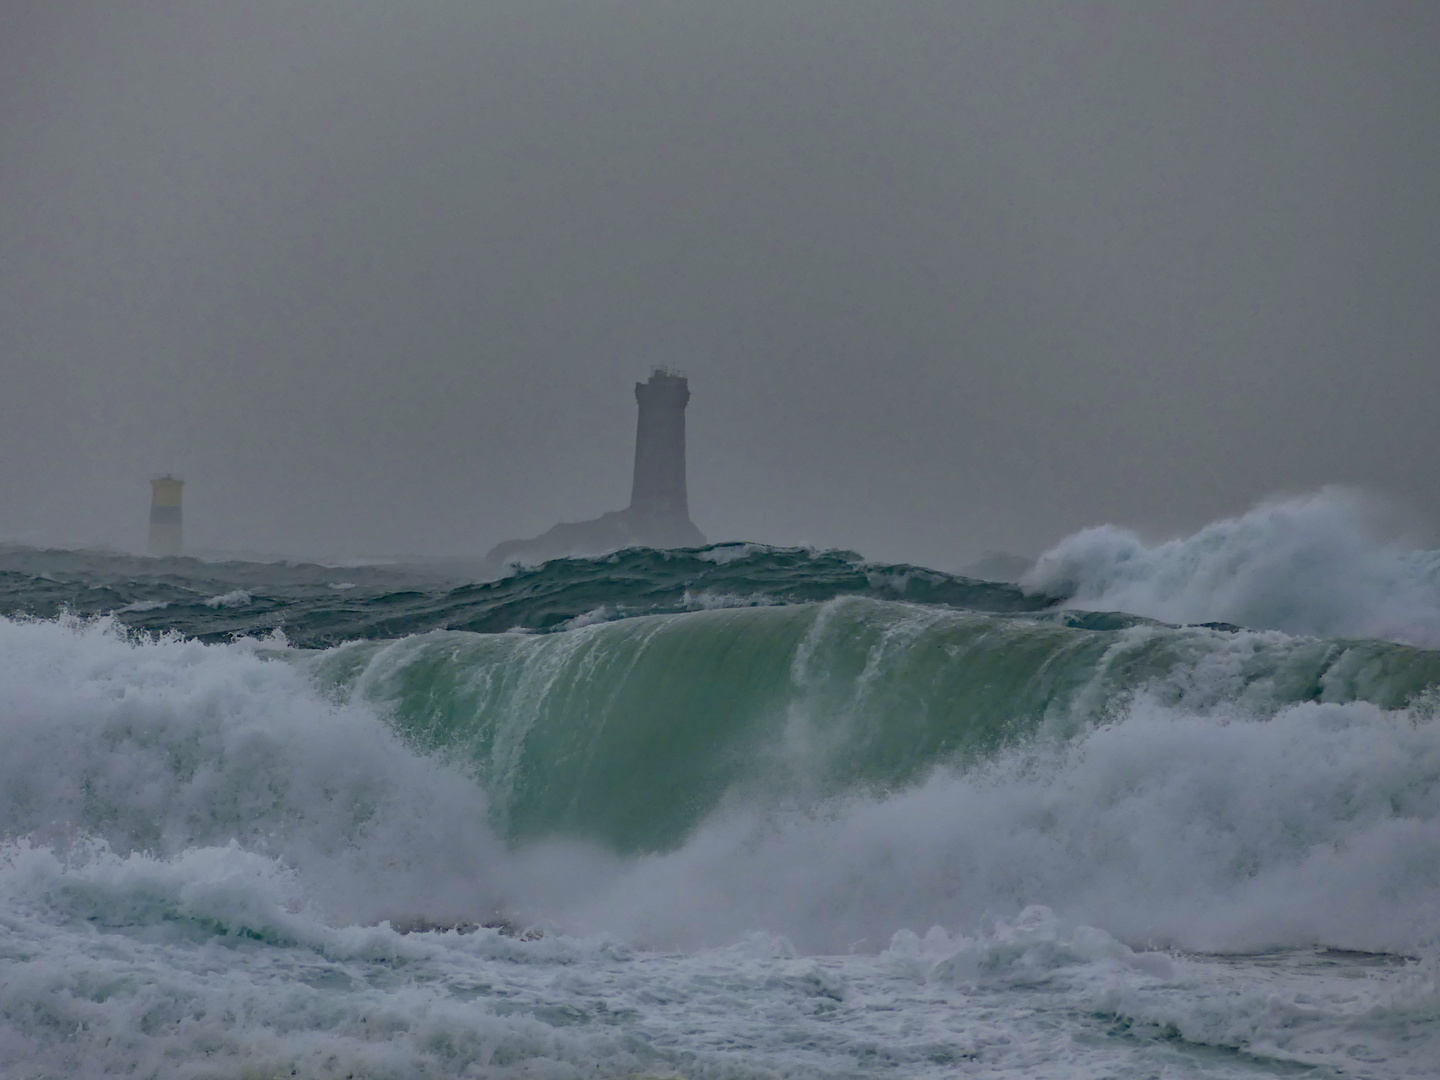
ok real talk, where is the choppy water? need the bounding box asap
[0,542,1049,647]
[2,492,1438,1078]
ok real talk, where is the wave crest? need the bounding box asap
[1025,489,1440,645]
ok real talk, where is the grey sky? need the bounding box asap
[2,1,1437,569]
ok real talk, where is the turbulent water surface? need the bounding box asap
[2,495,1439,1078]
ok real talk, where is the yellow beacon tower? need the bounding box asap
[148,475,184,557]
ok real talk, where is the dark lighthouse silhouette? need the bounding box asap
[485,368,705,566]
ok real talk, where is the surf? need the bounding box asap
[2,604,1438,955]
[4,492,1440,1076]
[311,596,1440,851]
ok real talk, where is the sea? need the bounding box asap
[2,490,1438,1079]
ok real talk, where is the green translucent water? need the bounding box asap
[313,597,1440,851]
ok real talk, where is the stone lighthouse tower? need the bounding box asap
[483,367,705,565]
[148,475,183,557]
[629,368,693,533]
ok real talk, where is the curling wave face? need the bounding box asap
[312,597,1440,852]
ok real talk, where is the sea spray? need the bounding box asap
[0,615,506,927]
[3,494,1440,1077]
[3,612,1438,955]
[314,597,1440,851]
[1026,488,1440,645]
[546,693,1440,954]
[2,614,1437,1077]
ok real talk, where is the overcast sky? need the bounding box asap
[2,1,1437,568]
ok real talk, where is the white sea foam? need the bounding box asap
[1089,950,1440,1077]
[4,836,1432,1078]
[0,616,504,926]
[1,614,1437,1076]
[203,588,252,608]
[691,541,772,564]
[680,588,779,610]
[557,605,614,629]
[1025,488,1440,646]
[551,693,1440,957]
[114,599,168,613]
[4,616,1437,953]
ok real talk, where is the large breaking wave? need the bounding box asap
[5,494,1440,1076]
[2,605,1437,956]
[1025,488,1440,646]
[313,598,1440,852]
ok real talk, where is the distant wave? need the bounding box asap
[1025,488,1440,646]
[0,542,1049,647]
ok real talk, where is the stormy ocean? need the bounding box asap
[2,492,1438,1079]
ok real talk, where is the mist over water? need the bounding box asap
[4,3,1438,567]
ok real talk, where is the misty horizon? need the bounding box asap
[3,2,1438,572]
